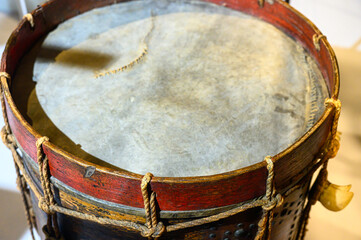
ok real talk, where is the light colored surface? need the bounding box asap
[0,0,359,239]
[30,0,327,177]
[0,12,18,54]
[291,0,361,239]
[0,0,44,19]
[0,11,36,240]
[0,0,18,15]
[306,42,361,240]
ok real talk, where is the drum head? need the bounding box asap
[17,0,328,177]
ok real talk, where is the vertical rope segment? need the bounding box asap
[36,136,61,239]
[298,98,342,240]
[255,156,283,240]
[0,73,11,135]
[141,173,165,239]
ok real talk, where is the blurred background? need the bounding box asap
[0,0,360,239]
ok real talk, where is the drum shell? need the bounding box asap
[22,149,311,240]
[0,0,339,239]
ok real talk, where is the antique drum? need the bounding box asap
[0,0,353,239]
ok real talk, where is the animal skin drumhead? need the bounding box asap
[23,0,329,177]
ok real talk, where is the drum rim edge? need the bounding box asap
[0,0,339,211]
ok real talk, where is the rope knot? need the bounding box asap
[1,126,14,148]
[152,221,166,238]
[38,197,54,215]
[325,98,341,110]
[263,193,284,211]
[141,221,165,238]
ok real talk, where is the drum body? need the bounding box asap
[0,0,340,239]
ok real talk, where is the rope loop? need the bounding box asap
[23,13,35,28]
[141,172,154,229]
[325,98,341,110]
[263,193,284,211]
[141,172,153,189]
[0,72,11,80]
[325,98,341,132]
[141,172,164,239]
[38,197,55,215]
[141,222,166,238]
[264,156,275,199]
[36,136,49,149]
[1,126,14,148]
[313,34,327,51]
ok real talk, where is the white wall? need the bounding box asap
[292,0,361,48]
[0,0,45,17]
[0,0,18,15]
